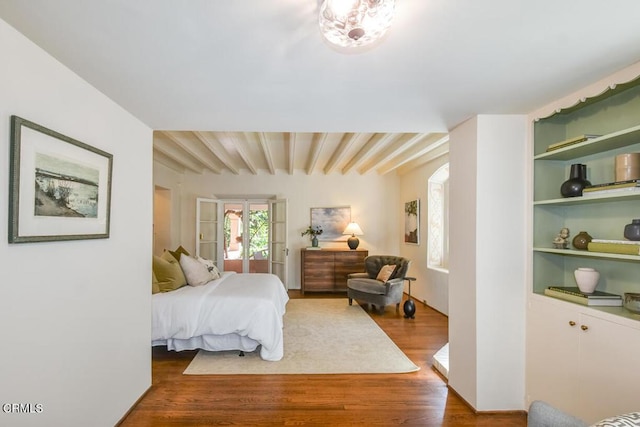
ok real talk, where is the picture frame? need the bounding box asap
[8,116,113,243]
[404,199,419,245]
[311,206,351,241]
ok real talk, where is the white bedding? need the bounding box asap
[152,271,289,361]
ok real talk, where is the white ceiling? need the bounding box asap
[1,1,639,175]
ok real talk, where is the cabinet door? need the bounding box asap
[303,251,335,292]
[334,251,367,291]
[526,297,581,415]
[578,314,640,423]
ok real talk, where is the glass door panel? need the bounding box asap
[248,203,269,273]
[223,203,243,273]
[196,198,218,264]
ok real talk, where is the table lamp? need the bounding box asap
[343,222,363,250]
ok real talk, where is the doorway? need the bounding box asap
[223,201,270,274]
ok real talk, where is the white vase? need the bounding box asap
[574,267,599,293]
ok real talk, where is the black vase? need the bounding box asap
[560,164,591,198]
[624,219,640,241]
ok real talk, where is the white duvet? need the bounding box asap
[152,272,289,361]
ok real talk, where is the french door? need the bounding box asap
[195,197,219,265]
[269,198,288,287]
[197,198,288,287]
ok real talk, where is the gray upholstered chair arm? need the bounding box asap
[384,278,404,294]
[348,272,369,279]
[527,401,588,427]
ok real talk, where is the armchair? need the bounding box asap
[347,255,411,314]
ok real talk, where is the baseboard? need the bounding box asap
[402,292,449,318]
[446,384,526,416]
[115,385,152,426]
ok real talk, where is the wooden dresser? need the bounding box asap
[301,248,368,294]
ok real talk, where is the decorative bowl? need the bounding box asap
[623,293,640,314]
[574,267,599,293]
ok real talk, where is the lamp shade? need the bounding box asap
[343,222,363,250]
[343,222,364,236]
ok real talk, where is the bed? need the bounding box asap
[152,271,289,361]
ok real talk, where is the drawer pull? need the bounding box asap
[581,325,589,331]
[569,321,576,326]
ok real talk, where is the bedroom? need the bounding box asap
[2,1,640,426]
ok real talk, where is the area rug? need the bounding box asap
[183,298,419,375]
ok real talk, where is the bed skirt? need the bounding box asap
[153,333,260,354]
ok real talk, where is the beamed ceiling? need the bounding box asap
[154,131,448,176]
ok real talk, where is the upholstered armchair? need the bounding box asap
[347,255,411,314]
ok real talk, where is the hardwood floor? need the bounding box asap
[120,292,527,426]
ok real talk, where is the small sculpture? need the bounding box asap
[553,227,570,249]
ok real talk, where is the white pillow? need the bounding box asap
[590,412,640,427]
[180,255,217,286]
[196,256,220,280]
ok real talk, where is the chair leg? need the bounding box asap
[348,298,353,306]
[396,303,400,314]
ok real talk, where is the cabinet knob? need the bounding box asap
[581,325,589,331]
[569,321,576,326]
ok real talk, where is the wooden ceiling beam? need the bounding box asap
[228,134,257,175]
[341,133,388,174]
[395,143,449,175]
[163,131,222,174]
[256,132,275,174]
[287,133,295,175]
[358,133,423,174]
[324,133,359,174]
[379,134,449,174]
[306,133,328,175]
[152,149,187,174]
[192,131,240,175]
[153,136,204,174]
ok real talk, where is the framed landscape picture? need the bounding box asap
[8,116,113,243]
[311,206,350,241]
[404,199,419,245]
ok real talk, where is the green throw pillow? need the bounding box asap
[152,270,160,294]
[152,251,187,292]
[168,245,190,261]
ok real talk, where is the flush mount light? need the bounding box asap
[319,0,396,48]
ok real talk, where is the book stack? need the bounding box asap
[583,179,640,195]
[544,286,622,306]
[545,134,601,152]
[587,239,640,256]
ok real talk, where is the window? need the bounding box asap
[428,163,449,271]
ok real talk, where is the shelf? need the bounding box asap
[534,124,640,161]
[534,191,640,206]
[533,247,640,261]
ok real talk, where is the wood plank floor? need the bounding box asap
[120,292,527,426]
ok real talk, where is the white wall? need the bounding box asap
[448,115,527,411]
[154,162,401,289]
[398,154,450,315]
[448,117,479,406]
[153,164,184,256]
[0,18,152,427]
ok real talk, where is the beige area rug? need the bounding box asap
[183,298,419,375]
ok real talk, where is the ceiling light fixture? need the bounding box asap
[319,0,396,48]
